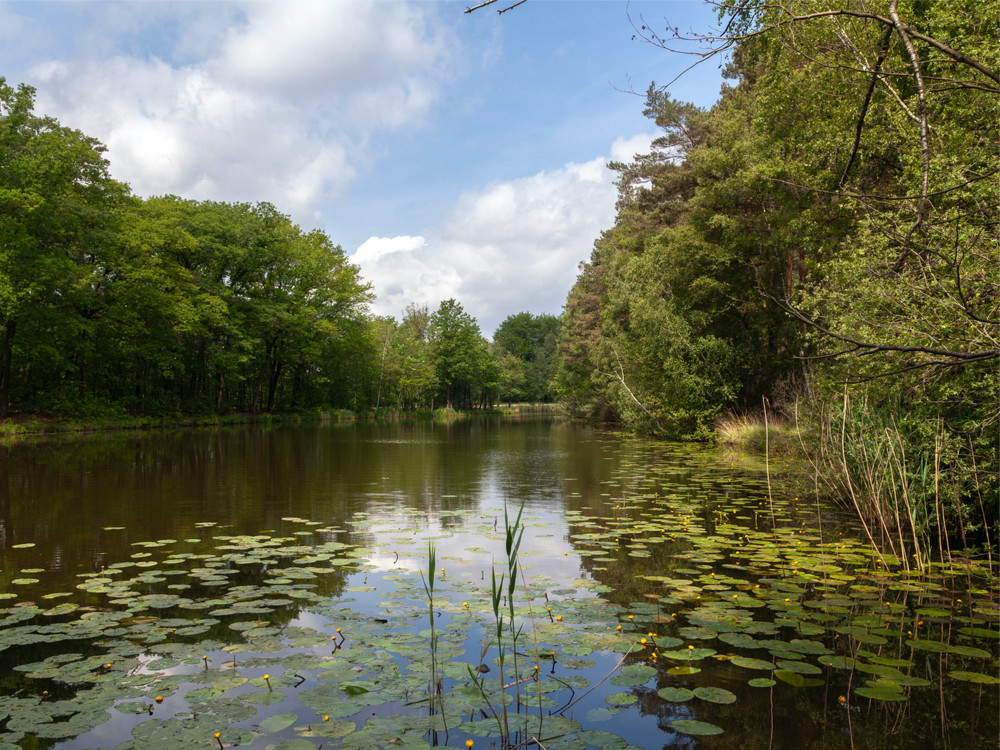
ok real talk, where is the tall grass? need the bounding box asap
[810,391,994,574]
[715,410,801,455]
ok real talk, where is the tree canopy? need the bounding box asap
[557,0,997,549]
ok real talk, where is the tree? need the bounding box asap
[429,299,494,409]
[558,0,997,549]
[493,312,560,402]
[632,0,998,373]
[0,79,127,415]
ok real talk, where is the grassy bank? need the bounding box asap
[0,410,357,438]
[0,403,566,438]
[715,405,996,574]
[714,411,804,456]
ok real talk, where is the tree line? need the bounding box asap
[0,78,558,418]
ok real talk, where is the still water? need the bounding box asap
[0,418,995,749]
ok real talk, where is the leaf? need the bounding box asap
[694,686,737,704]
[774,670,823,688]
[670,719,724,736]
[949,671,1000,684]
[259,713,298,733]
[657,687,694,702]
[855,685,907,701]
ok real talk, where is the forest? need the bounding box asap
[1,0,996,559]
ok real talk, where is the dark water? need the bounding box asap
[0,418,995,749]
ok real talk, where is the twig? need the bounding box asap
[889,0,931,264]
[557,643,637,715]
[839,26,893,188]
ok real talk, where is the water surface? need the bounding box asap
[0,418,995,749]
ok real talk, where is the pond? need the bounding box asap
[0,417,995,749]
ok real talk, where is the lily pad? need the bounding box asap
[656,687,694,702]
[694,686,737,704]
[670,719,724,736]
[259,713,298,733]
[949,671,1000,684]
[605,692,637,706]
[855,685,907,701]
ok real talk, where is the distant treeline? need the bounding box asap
[0,79,558,418]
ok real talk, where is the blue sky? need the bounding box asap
[0,0,725,335]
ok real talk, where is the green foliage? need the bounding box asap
[429,299,496,410]
[0,78,128,416]
[493,312,559,403]
[0,81,374,418]
[557,1,997,548]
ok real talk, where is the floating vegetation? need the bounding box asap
[0,427,995,749]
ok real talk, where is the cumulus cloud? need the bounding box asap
[351,146,630,335]
[27,1,452,226]
[610,132,656,163]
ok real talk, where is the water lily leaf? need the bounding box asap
[776,659,822,675]
[818,655,857,669]
[959,626,1000,639]
[578,729,632,748]
[260,713,298,733]
[694,686,737,704]
[666,666,701,675]
[905,638,950,653]
[855,685,906,701]
[670,719,724,736]
[610,664,656,686]
[949,671,1000,684]
[266,740,318,750]
[605,692,637,706]
[787,639,831,655]
[656,687,694,702]
[749,678,776,687]
[731,656,774,670]
[774,670,823,687]
[662,647,715,661]
[947,645,992,659]
[243,690,286,705]
[298,718,356,738]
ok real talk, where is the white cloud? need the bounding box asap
[214,1,449,128]
[353,235,428,266]
[26,1,452,227]
[610,132,655,163]
[352,144,628,335]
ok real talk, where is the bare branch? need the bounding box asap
[889,0,931,262]
[498,0,527,15]
[841,354,998,384]
[752,168,1000,204]
[465,0,501,14]
[599,344,665,434]
[762,289,1000,364]
[750,5,999,84]
[839,26,894,189]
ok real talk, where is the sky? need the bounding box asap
[0,0,726,336]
